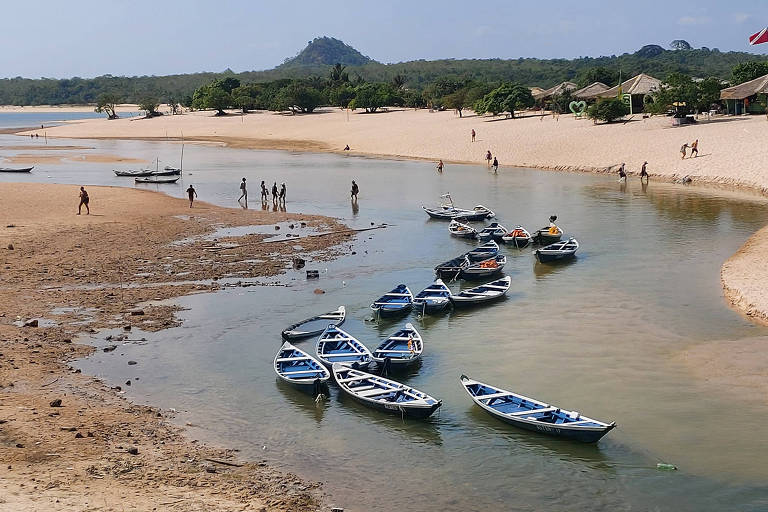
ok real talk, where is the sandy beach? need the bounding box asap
[0,183,351,511]
[15,107,768,323]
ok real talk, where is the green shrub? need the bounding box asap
[587,97,629,123]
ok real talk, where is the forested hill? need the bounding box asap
[0,41,765,106]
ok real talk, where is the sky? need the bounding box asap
[1,0,767,79]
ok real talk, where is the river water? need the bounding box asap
[2,127,768,511]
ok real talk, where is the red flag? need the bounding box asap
[749,28,768,45]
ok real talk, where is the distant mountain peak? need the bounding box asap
[278,37,375,68]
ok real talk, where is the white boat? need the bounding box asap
[451,276,511,306]
[413,279,452,313]
[460,254,506,279]
[316,325,373,368]
[501,226,532,248]
[535,238,579,263]
[449,219,478,239]
[281,306,345,340]
[477,222,508,241]
[273,341,331,396]
[371,323,423,367]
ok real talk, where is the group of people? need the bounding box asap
[234,178,286,208]
[680,139,699,159]
[485,150,499,172]
[617,162,650,183]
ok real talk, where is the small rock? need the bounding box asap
[127,447,139,455]
[23,319,39,328]
[125,380,131,386]
[274,225,280,230]
[123,325,132,331]
[87,432,94,437]
[205,466,216,473]
[105,335,113,341]
[288,224,294,229]
[15,443,24,448]
[49,399,62,408]
[75,432,84,439]
[130,309,145,316]
[127,360,137,366]
[313,289,325,294]
[103,345,117,352]
[7,244,14,250]
[62,338,72,344]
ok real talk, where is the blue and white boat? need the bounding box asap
[434,254,470,280]
[371,323,423,367]
[450,276,511,306]
[413,279,452,313]
[501,226,532,248]
[316,325,373,369]
[281,306,346,340]
[273,341,331,396]
[370,284,413,317]
[534,238,579,263]
[333,363,442,419]
[459,375,615,443]
[477,222,508,241]
[448,219,478,239]
[460,254,507,279]
[466,240,500,261]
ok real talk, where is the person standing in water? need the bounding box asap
[238,178,247,204]
[279,183,286,203]
[271,182,278,204]
[485,150,492,167]
[186,184,197,208]
[77,186,89,215]
[492,156,499,173]
[618,163,627,181]
[351,180,359,200]
[436,159,444,173]
[690,139,699,157]
[640,161,649,182]
[260,180,268,202]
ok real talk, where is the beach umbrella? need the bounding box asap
[749,28,768,45]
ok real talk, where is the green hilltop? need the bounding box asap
[0,38,765,105]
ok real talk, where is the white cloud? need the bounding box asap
[732,12,750,24]
[678,16,712,26]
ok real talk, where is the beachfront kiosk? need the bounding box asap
[719,73,768,115]
[588,73,662,114]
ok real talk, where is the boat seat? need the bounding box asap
[477,392,511,401]
[337,376,367,384]
[375,349,414,354]
[508,407,557,416]
[563,420,595,426]
[387,336,415,341]
[323,353,363,358]
[349,385,376,392]
[275,356,311,363]
[282,370,324,376]
[357,388,395,398]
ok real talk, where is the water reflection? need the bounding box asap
[276,380,328,425]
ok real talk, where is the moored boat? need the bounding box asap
[533,225,563,245]
[413,279,452,313]
[333,363,442,419]
[434,254,470,280]
[477,222,508,241]
[274,341,330,396]
[0,166,33,173]
[460,254,506,279]
[371,323,423,367]
[316,325,373,369]
[281,306,346,340]
[534,238,579,263]
[151,168,181,176]
[135,176,180,184]
[467,240,500,261]
[422,194,494,221]
[450,276,511,306]
[501,226,532,248]
[370,284,414,317]
[449,219,478,239]
[115,169,153,177]
[459,375,616,443]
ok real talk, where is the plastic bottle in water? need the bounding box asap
[656,463,677,471]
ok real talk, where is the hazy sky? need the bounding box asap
[2,0,766,78]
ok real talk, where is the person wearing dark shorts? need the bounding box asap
[271,182,278,204]
[351,180,359,200]
[260,180,268,202]
[492,157,498,172]
[485,150,492,167]
[186,184,197,208]
[78,186,89,215]
[618,163,626,181]
[640,161,649,182]
[690,139,698,157]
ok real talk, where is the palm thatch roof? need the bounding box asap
[596,74,662,98]
[530,86,545,96]
[572,82,610,99]
[720,73,768,100]
[532,81,578,100]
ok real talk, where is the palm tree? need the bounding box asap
[391,73,407,90]
[329,63,349,84]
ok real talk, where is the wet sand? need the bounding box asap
[0,182,352,511]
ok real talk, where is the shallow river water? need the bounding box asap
[3,131,768,511]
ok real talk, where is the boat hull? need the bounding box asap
[346,393,442,419]
[372,304,413,317]
[413,299,450,313]
[487,409,615,442]
[534,232,562,245]
[0,167,33,173]
[503,237,531,248]
[534,250,577,263]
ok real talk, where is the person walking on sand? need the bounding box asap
[436,159,444,173]
[271,182,278,204]
[618,163,627,181]
[260,180,268,202]
[238,178,247,203]
[485,150,492,167]
[77,186,89,215]
[690,139,699,157]
[640,161,649,182]
[279,183,286,203]
[351,180,359,200]
[492,156,499,173]
[471,129,476,142]
[186,184,197,208]
[680,143,689,159]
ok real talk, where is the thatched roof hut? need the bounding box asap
[596,74,661,98]
[530,86,545,97]
[720,73,768,100]
[572,82,609,99]
[532,81,578,101]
